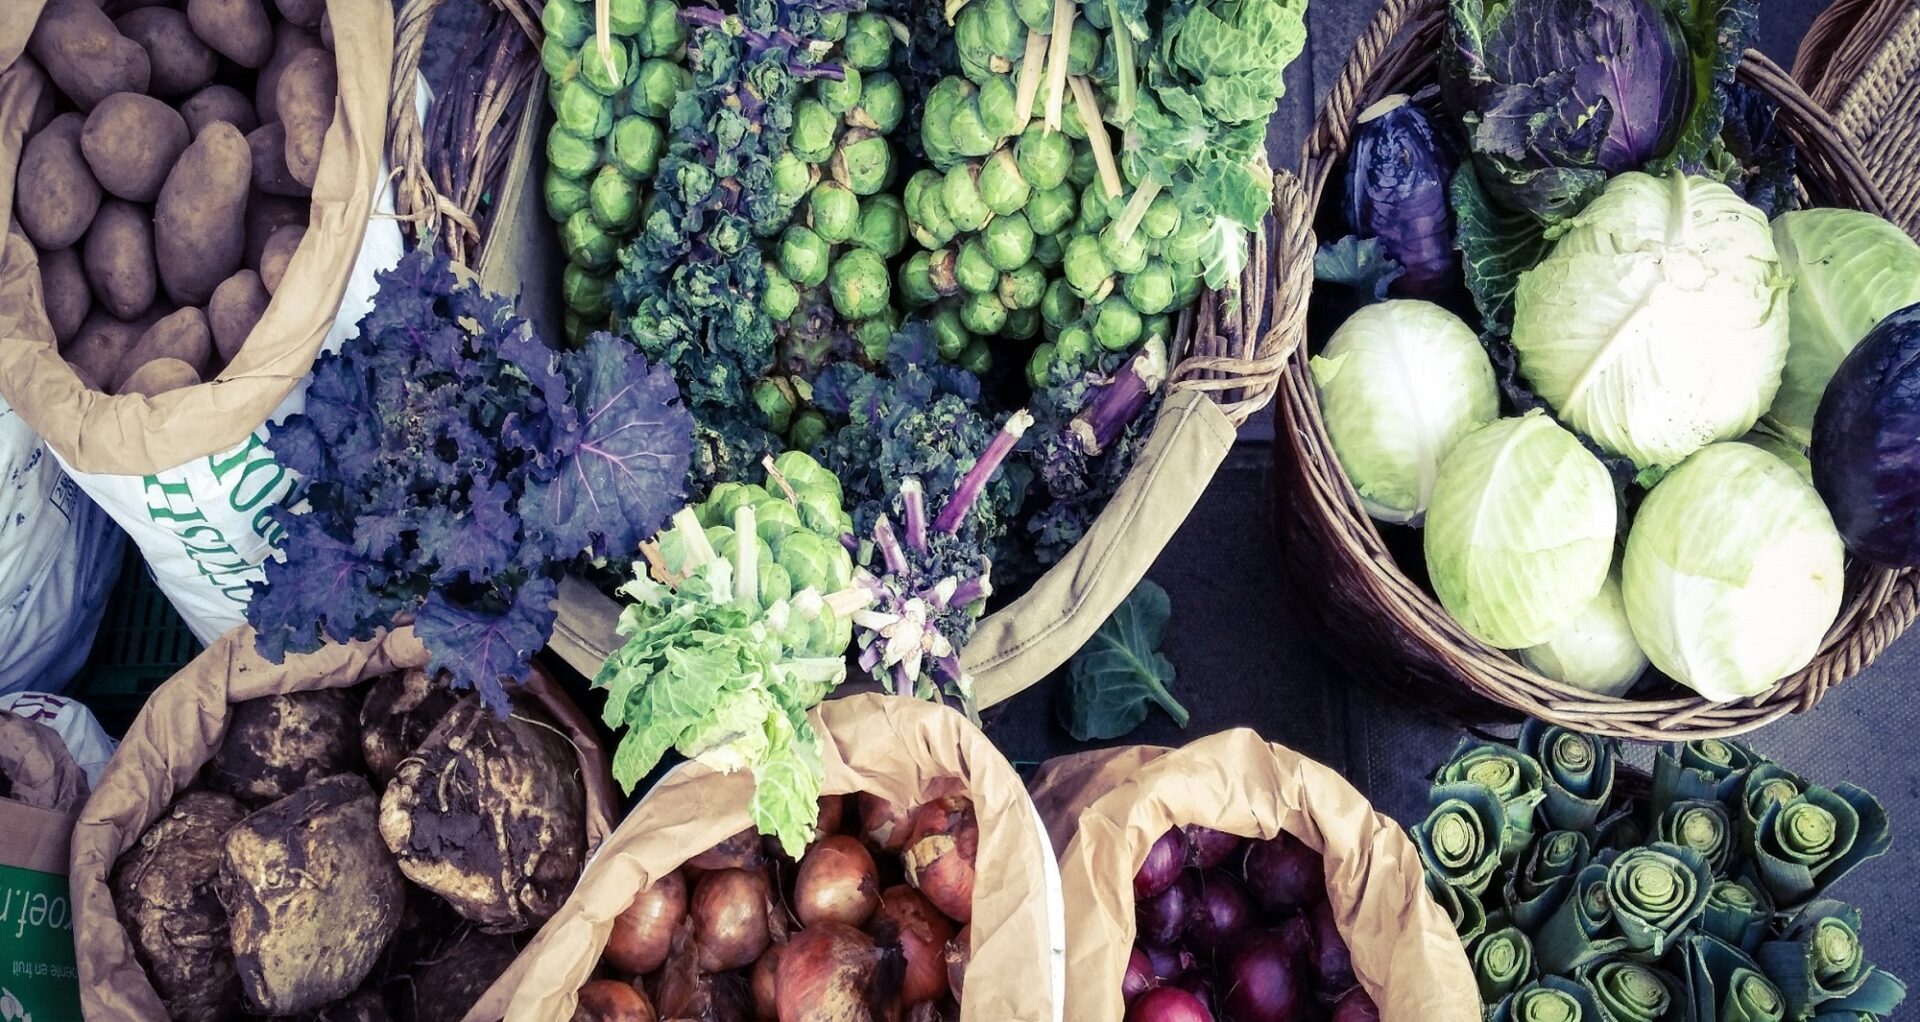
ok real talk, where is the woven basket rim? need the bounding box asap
[1276,0,1920,741]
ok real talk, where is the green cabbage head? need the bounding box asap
[1511,172,1789,470]
[1517,567,1647,697]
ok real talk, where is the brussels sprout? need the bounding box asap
[1141,191,1181,240]
[605,117,663,181]
[921,78,965,165]
[780,225,831,287]
[792,100,838,163]
[588,166,638,230]
[903,170,952,248]
[1025,183,1076,236]
[1068,147,1098,189]
[582,38,635,96]
[1003,306,1040,340]
[554,78,614,138]
[814,10,848,41]
[941,166,991,232]
[1015,0,1051,31]
[632,59,687,118]
[704,484,768,528]
[850,72,904,133]
[771,152,816,206]
[775,530,854,594]
[956,238,999,295]
[959,291,1007,334]
[978,74,1023,139]
[1064,234,1113,299]
[638,0,686,57]
[1164,213,1210,265]
[1057,323,1096,366]
[852,195,907,257]
[817,66,862,115]
[710,215,750,257]
[829,248,891,319]
[932,307,970,360]
[540,35,576,79]
[541,0,592,48]
[949,91,998,159]
[852,313,896,362]
[605,0,647,34]
[753,378,797,433]
[900,251,940,306]
[562,263,611,318]
[998,261,1046,310]
[1141,313,1171,344]
[1012,128,1072,193]
[1123,262,1175,315]
[832,129,892,196]
[762,264,801,321]
[927,248,961,296]
[545,169,590,220]
[1026,342,1056,388]
[1079,185,1114,231]
[1041,278,1081,328]
[770,451,844,503]
[842,12,893,69]
[983,215,1035,271]
[1033,232,1065,268]
[561,209,616,271]
[958,338,994,375]
[1100,221,1149,274]
[1067,17,1102,75]
[1172,269,1204,310]
[808,182,860,243]
[1060,100,1088,141]
[978,150,1031,216]
[1094,297,1142,351]
[753,496,805,546]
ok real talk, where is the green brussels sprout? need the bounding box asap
[578,38,633,96]
[1041,278,1081,328]
[540,35,576,79]
[956,238,999,294]
[1067,147,1098,189]
[983,215,1034,271]
[1141,312,1172,344]
[700,483,765,528]
[606,116,663,179]
[843,13,893,70]
[545,169,591,220]
[1141,191,1181,240]
[948,87,998,160]
[605,0,647,35]
[1014,127,1072,192]
[829,248,891,319]
[1079,184,1114,230]
[639,0,686,57]
[753,496,804,545]
[817,67,862,115]
[1015,0,1051,32]
[927,248,961,296]
[1164,213,1211,265]
[1067,17,1101,75]
[932,307,970,360]
[900,251,941,306]
[832,129,891,196]
[1094,297,1143,350]
[770,451,843,502]
[541,0,592,47]
[1124,262,1175,315]
[1003,306,1040,340]
[850,71,905,134]
[774,530,854,595]
[959,291,1007,334]
[588,166,638,230]
[631,59,687,118]
[941,165,991,232]
[771,152,816,206]
[978,74,1023,139]
[814,10,848,41]
[852,194,908,257]
[762,264,801,321]
[1026,341,1055,388]
[852,313,896,362]
[780,225,831,287]
[978,150,1031,216]
[561,208,616,271]
[1172,268,1204,309]
[808,182,860,243]
[792,100,838,163]
[1064,234,1113,298]
[753,378,797,433]
[1033,232,1065,267]
[903,170,954,248]
[1060,100,1088,141]
[554,78,614,138]
[1099,221,1149,274]
[998,261,1046,309]
[742,547,794,609]
[959,337,993,375]
[789,409,829,455]
[1025,183,1076,237]
[1057,323,1096,364]
[562,263,611,318]
[921,79,965,165]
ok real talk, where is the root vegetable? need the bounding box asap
[870,886,954,1005]
[1136,870,1195,947]
[276,48,336,188]
[413,931,524,1022]
[1183,827,1242,871]
[245,193,307,268]
[1184,871,1254,953]
[207,269,270,364]
[258,224,305,295]
[1126,988,1214,1022]
[111,791,248,1022]
[774,923,903,1022]
[691,868,774,971]
[1123,947,1153,1005]
[903,804,976,924]
[118,354,199,397]
[123,307,213,388]
[275,0,325,28]
[248,123,311,197]
[1135,828,1187,900]
[82,93,190,202]
[63,309,154,390]
[16,113,101,250]
[574,980,657,1022]
[115,8,215,97]
[752,943,785,1020]
[690,828,769,872]
[179,84,258,138]
[354,668,457,783]
[1242,833,1324,915]
[155,121,250,305]
[39,246,91,344]
[817,794,849,837]
[607,871,688,975]
[187,0,273,67]
[28,0,151,109]
[796,835,881,929]
[1218,931,1311,1022]
[1309,899,1354,995]
[211,688,360,803]
[859,793,913,853]
[256,22,321,122]
[1329,987,1380,1022]
[83,198,156,321]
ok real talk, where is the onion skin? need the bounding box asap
[944,924,971,1000]
[818,795,849,837]
[904,810,977,924]
[1136,871,1197,946]
[1135,828,1189,900]
[797,835,883,928]
[1182,826,1242,871]
[860,794,915,853]
[1123,947,1155,1004]
[693,868,775,972]
[1184,871,1255,953]
[1219,930,1312,1022]
[1140,943,1197,983]
[775,922,904,1022]
[1276,914,1315,965]
[1330,987,1381,1022]
[870,886,955,1005]
[1309,899,1355,995]
[607,871,689,975]
[752,943,784,1021]
[1126,986,1214,1022]
[574,979,658,1022]
[692,829,770,872]
[1242,834,1324,915]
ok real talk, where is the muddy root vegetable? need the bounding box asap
[607,871,688,975]
[859,793,914,853]
[775,923,903,1022]
[692,868,774,972]
[212,688,360,803]
[870,886,955,1005]
[574,979,657,1022]
[796,835,882,929]
[903,804,977,924]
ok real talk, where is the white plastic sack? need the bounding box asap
[0,691,115,789]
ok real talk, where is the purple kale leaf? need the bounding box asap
[414,575,559,715]
[250,518,401,663]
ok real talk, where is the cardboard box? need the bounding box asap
[0,796,80,1022]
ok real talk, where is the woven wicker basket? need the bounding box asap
[1794,0,1920,235]
[1272,0,1918,740]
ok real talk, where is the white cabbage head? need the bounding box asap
[1517,568,1648,697]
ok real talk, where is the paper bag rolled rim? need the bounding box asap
[68,625,618,1022]
[1034,731,1478,1022]
[470,693,1065,1022]
[0,0,394,477]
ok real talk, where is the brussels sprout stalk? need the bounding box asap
[934,410,1035,534]
[1014,31,1048,124]
[1070,336,1167,456]
[733,506,760,606]
[1108,20,1136,122]
[1111,178,1163,250]
[677,6,849,79]
[1044,0,1075,130]
[1070,76,1124,198]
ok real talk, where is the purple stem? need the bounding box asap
[873,516,909,576]
[840,532,862,556]
[894,663,914,698]
[677,6,846,79]
[900,479,929,553]
[1070,338,1167,456]
[932,654,962,685]
[946,575,989,609]
[933,410,1035,535]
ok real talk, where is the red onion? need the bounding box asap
[944,924,971,1000]
[1242,834,1324,915]
[1276,914,1315,964]
[1182,826,1243,871]
[1184,871,1255,953]
[1219,930,1312,1022]
[1123,947,1156,1004]
[1171,973,1215,1016]
[1330,986,1381,1022]
[1140,943,1198,984]
[1126,986,1215,1022]
[1310,899,1355,995]
[1135,828,1189,899]
[1136,870,1198,946]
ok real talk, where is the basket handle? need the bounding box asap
[387,0,453,253]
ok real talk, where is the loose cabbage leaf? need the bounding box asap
[1058,578,1186,740]
[1712,81,1798,219]
[1315,235,1406,302]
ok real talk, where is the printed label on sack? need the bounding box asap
[139,427,298,609]
[0,865,80,1022]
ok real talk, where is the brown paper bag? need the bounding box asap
[468,693,1065,1022]
[1029,730,1475,1022]
[67,626,618,1021]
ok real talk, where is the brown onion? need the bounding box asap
[795,835,882,928]
[574,979,657,1022]
[817,794,849,837]
[870,885,956,1005]
[775,922,904,1022]
[654,920,713,1018]
[690,828,769,871]
[943,924,971,1000]
[751,942,785,1021]
[692,868,774,971]
[903,808,977,924]
[606,871,688,975]
[859,793,914,853]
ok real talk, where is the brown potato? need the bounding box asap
[208,270,269,364]
[63,309,156,390]
[104,0,172,14]
[38,247,92,344]
[155,122,250,305]
[115,8,215,97]
[26,0,151,110]
[275,49,336,189]
[19,58,59,137]
[246,123,309,197]
[255,22,320,122]
[318,11,332,50]
[273,0,325,28]
[119,357,201,397]
[82,93,190,202]
[15,113,101,250]
[120,307,214,390]
[258,225,304,295]
[186,0,272,68]
[245,192,308,269]
[179,83,259,138]
[83,199,156,320]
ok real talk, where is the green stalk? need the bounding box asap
[1110,22,1136,122]
[733,505,759,606]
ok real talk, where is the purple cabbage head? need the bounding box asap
[1343,95,1459,299]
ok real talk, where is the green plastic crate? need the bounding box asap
[69,545,203,736]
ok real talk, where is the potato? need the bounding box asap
[83,199,156,321]
[258,225,304,295]
[63,309,154,389]
[155,122,250,305]
[274,0,325,28]
[179,83,259,138]
[208,270,269,364]
[15,113,101,250]
[115,8,216,97]
[245,192,307,268]
[245,123,309,197]
[319,10,332,49]
[275,49,336,189]
[26,0,151,110]
[255,22,320,122]
[120,307,214,390]
[118,357,201,397]
[19,58,60,137]
[186,0,272,68]
[82,92,190,202]
[38,247,92,344]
